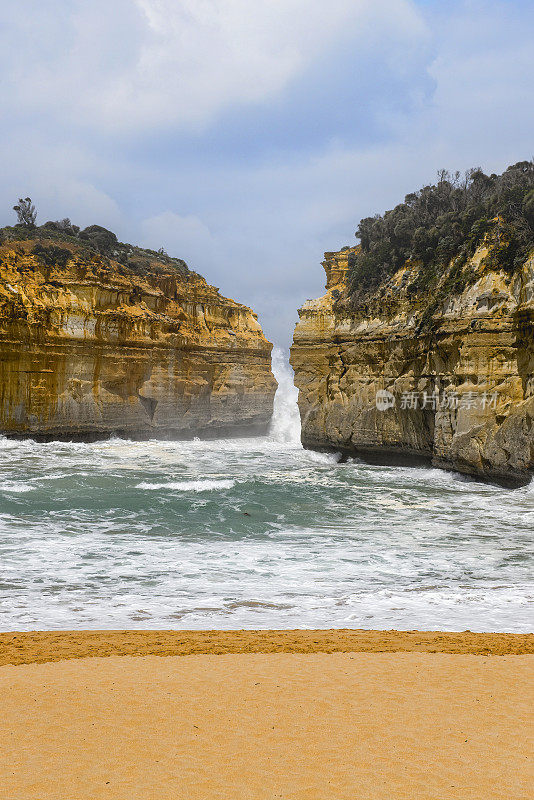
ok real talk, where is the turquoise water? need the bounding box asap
[0,352,532,632]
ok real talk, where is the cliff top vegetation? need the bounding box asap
[349,160,534,301]
[0,213,189,279]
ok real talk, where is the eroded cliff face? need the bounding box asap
[0,240,276,439]
[290,246,534,486]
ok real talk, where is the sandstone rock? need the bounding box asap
[0,240,276,440]
[290,247,534,486]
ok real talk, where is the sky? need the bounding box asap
[1,0,533,347]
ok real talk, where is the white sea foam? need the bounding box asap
[0,481,35,493]
[136,479,236,492]
[304,449,342,465]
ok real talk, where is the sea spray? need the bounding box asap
[269,347,301,445]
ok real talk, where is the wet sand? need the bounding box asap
[1,631,533,799]
[1,627,533,665]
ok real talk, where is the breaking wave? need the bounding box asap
[136,479,236,492]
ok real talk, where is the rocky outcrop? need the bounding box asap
[0,239,276,439]
[290,246,534,486]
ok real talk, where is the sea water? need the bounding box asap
[0,349,532,632]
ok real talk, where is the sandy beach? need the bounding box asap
[1,630,533,799]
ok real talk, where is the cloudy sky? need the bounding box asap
[1,0,533,346]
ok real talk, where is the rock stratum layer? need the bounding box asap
[0,240,276,439]
[291,246,534,486]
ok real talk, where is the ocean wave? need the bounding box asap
[136,479,236,492]
[304,449,342,465]
[0,481,35,493]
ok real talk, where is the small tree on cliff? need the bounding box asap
[13,197,37,227]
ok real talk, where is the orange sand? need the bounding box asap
[1,631,533,799]
[1,651,532,799]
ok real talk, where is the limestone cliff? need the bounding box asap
[290,245,534,486]
[0,236,276,439]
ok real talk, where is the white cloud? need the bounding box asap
[1,0,426,134]
[141,211,215,266]
[0,129,122,230]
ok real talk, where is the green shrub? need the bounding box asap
[349,161,534,298]
[32,243,71,268]
[79,225,118,254]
